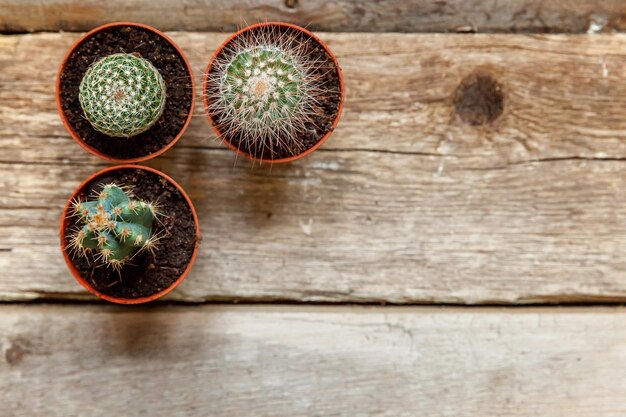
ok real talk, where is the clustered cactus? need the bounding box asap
[79,53,166,138]
[68,183,159,270]
[206,27,333,157]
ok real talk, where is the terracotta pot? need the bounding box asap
[60,165,200,304]
[203,22,345,163]
[56,22,195,163]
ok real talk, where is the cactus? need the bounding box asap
[68,183,159,271]
[79,53,166,138]
[206,26,335,157]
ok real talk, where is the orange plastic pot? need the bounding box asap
[203,22,345,163]
[60,165,200,304]
[56,22,195,163]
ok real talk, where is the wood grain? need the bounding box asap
[3,32,626,303]
[1,305,625,416]
[1,0,625,33]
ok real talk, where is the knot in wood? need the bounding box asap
[454,71,504,126]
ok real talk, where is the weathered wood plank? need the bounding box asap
[1,0,625,33]
[6,32,626,163]
[3,33,626,303]
[1,305,625,416]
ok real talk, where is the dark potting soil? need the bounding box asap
[205,25,342,160]
[64,169,197,299]
[59,25,193,159]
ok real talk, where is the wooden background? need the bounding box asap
[1,1,626,415]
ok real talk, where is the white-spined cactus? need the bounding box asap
[206,26,334,157]
[79,53,166,138]
[68,183,160,271]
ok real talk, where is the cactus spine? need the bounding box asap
[206,26,334,157]
[79,53,166,138]
[68,183,159,270]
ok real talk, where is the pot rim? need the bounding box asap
[56,21,196,163]
[202,21,345,164]
[59,164,201,304]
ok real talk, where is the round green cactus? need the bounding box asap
[205,27,337,158]
[224,46,305,129]
[68,183,159,270]
[79,53,166,138]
